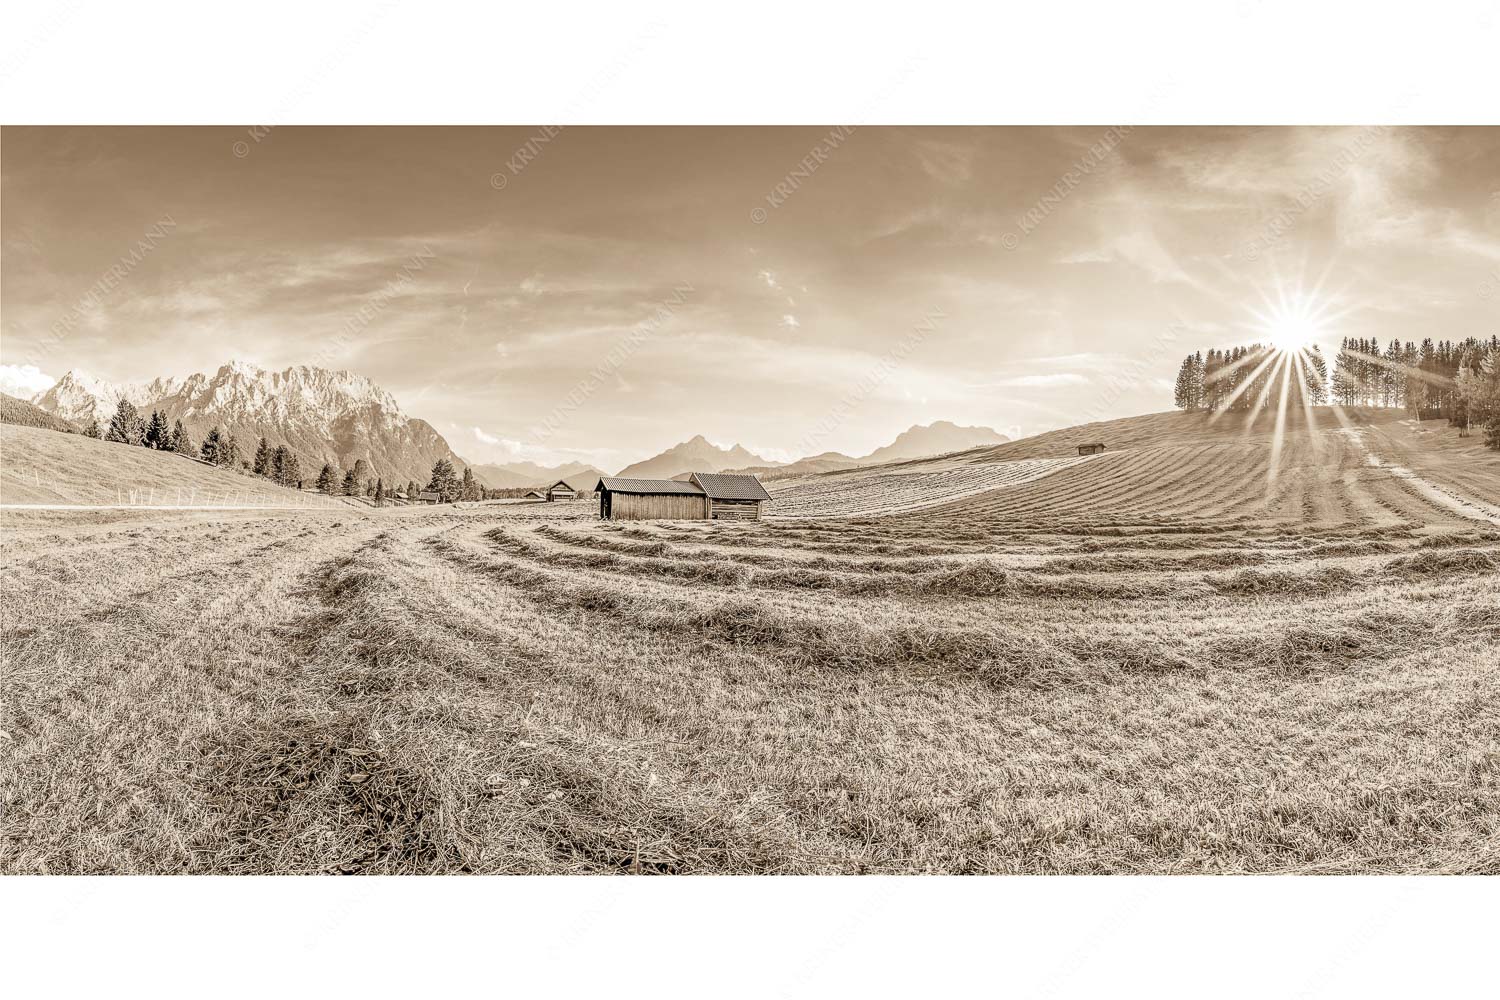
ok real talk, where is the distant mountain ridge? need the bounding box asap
[32,361,472,487]
[858,420,1009,465]
[716,422,1012,478]
[470,460,610,490]
[615,435,778,480]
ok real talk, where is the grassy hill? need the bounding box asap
[768,406,1500,525]
[1,391,80,435]
[3,403,1498,874]
[0,423,349,507]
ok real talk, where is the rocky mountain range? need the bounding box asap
[32,361,471,487]
[30,362,1012,490]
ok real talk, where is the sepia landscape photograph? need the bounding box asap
[3,122,1497,877]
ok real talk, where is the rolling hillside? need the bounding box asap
[0,423,349,508]
[768,407,1500,527]
[5,402,1498,875]
[1,392,80,435]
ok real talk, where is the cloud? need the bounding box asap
[977,373,1090,388]
[473,426,502,446]
[0,363,56,398]
[1058,248,1113,264]
[780,314,800,329]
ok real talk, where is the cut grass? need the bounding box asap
[4,406,1499,873]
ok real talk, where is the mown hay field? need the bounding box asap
[2,408,1498,873]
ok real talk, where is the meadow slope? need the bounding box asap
[1,424,349,508]
[2,407,1497,873]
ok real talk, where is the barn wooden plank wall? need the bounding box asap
[710,499,761,520]
[611,493,711,520]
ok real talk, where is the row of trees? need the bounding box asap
[1328,336,1498,420]
[1171,337,1500,450]
[1173,344,1329,413]
[423,458,485,503]
[87,400,195,455]
[87,399,505,499]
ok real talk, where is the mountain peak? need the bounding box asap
[219,359,266,377]
[859,420,1009,465]
[31,359,466,486]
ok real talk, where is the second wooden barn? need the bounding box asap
[594,472,772,521]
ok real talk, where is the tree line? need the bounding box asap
[86,399,508,502]
[1173,343,1329,414]
[1172,336,1500,450]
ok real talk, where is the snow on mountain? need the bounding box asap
[32,360,470,486]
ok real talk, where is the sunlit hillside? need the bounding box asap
[0,423,349,508]
[769,407,1500,527]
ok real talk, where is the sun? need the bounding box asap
[1260,295,1326,354]
[1268,312,1319,353]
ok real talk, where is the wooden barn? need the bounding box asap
[416,490,442,504]
[690,472,772,521]
[594,472,771,521]
[1077,442,1106,456]
[545,479,578,502]
[523,489,546,500]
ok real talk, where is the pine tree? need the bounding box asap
[105,399,144,445]
[1174,353,1203,411]
[140,409,167,449]
[1302,345,1329,405]
[253,437,272,477]
[168,419,191,454]
[1455,344,1500,450]
[342,469,358,496]
[222,433,241,468]
[374,478,385,508]
[270,445,288,486]
[427,458,458,502]
[351,459,371,496]
[461,466,479,501]
[82,415,102,439]
[317,463,337,494]
[200,427,223,464]
[285,453,301,489]
[405,480,418,500]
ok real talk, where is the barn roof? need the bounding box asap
[417,491,441,501]
[691,472,772,501]
[596,477,706,496]
[546,479,578,491]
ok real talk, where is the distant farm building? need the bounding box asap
[545,479,578,502]
[595,472,771,521]
[523,489,546,500]
[416,490,442,504]
[1078,443,1106,456]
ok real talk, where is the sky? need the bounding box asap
[3,126,1498,470]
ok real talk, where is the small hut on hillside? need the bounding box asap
[417,490,442,504]
[594,472,771,521]
[1077,442,1107,456]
